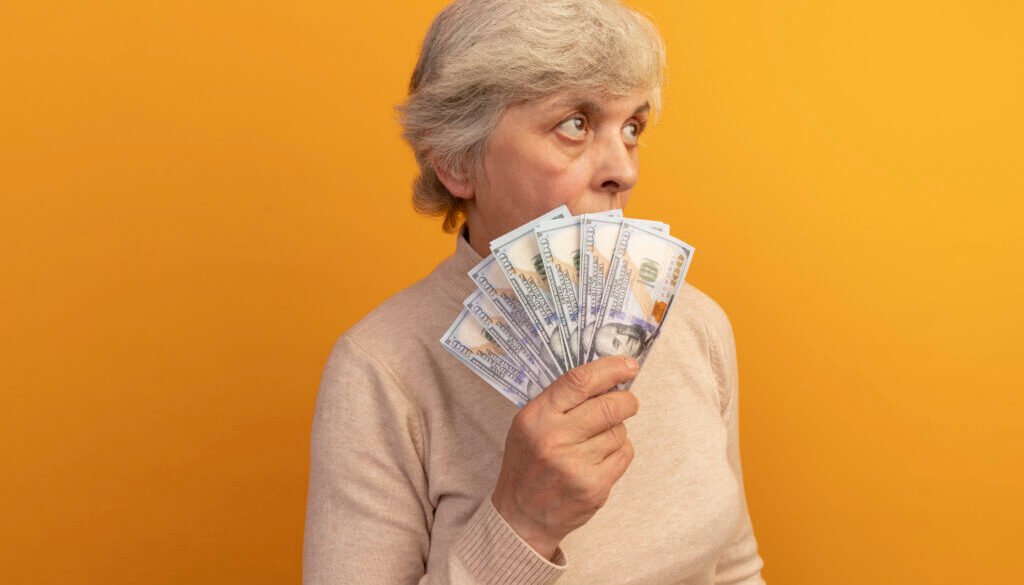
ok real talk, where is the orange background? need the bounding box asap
[2,1,1022,583]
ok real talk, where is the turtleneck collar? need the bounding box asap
[429,225,486,303]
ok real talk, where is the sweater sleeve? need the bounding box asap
[705,309,767,585]
[302,335,567,585]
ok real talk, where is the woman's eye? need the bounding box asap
[556,115,587,140]
[622,121,642,145]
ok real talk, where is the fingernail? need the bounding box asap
[625,357,638,371]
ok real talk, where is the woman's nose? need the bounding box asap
[593,133,639,194]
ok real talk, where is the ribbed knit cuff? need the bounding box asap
[455,497,568,585]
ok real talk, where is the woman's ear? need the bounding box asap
[433,160,475,200]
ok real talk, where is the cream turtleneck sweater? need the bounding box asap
[303,233,765,584]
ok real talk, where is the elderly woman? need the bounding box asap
[303,1,765,583]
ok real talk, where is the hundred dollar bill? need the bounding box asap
[578,216,668,364]
[440,308,540,407]
[468,255,562,382]
[490,206,573,373]
[535,210,622,367]
[463,289,556,390]
[586,221,694,381]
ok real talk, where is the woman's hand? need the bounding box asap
[491,356,640,561]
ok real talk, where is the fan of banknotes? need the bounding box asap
[441,205,695,407]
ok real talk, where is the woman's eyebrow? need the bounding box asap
[552,97,602,114]
[551,98,650,117]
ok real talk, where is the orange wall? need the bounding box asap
[2,1,1022,583]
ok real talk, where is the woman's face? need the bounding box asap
[464,88,651,244]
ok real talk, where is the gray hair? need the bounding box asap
[397,0,667,231]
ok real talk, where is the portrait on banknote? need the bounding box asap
[591,322,648,359]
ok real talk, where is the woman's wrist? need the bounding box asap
[490,491,562,561]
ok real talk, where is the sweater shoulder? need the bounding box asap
[331,265,471,375]
[346,277,450,345]
[671,282,734,342]
[669,282,739,413]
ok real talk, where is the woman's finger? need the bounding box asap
[580,423,629,464]
[542,356,638,414]
[563,389,639,441]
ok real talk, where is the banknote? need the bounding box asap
[468,255,562,382]
[535,210,622,366]
[585,221,694,379]
[490,206,573,373]
[463,289,556,390]
[440,308,541,407]
[446,208,695,404]
[578,216,669,363]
